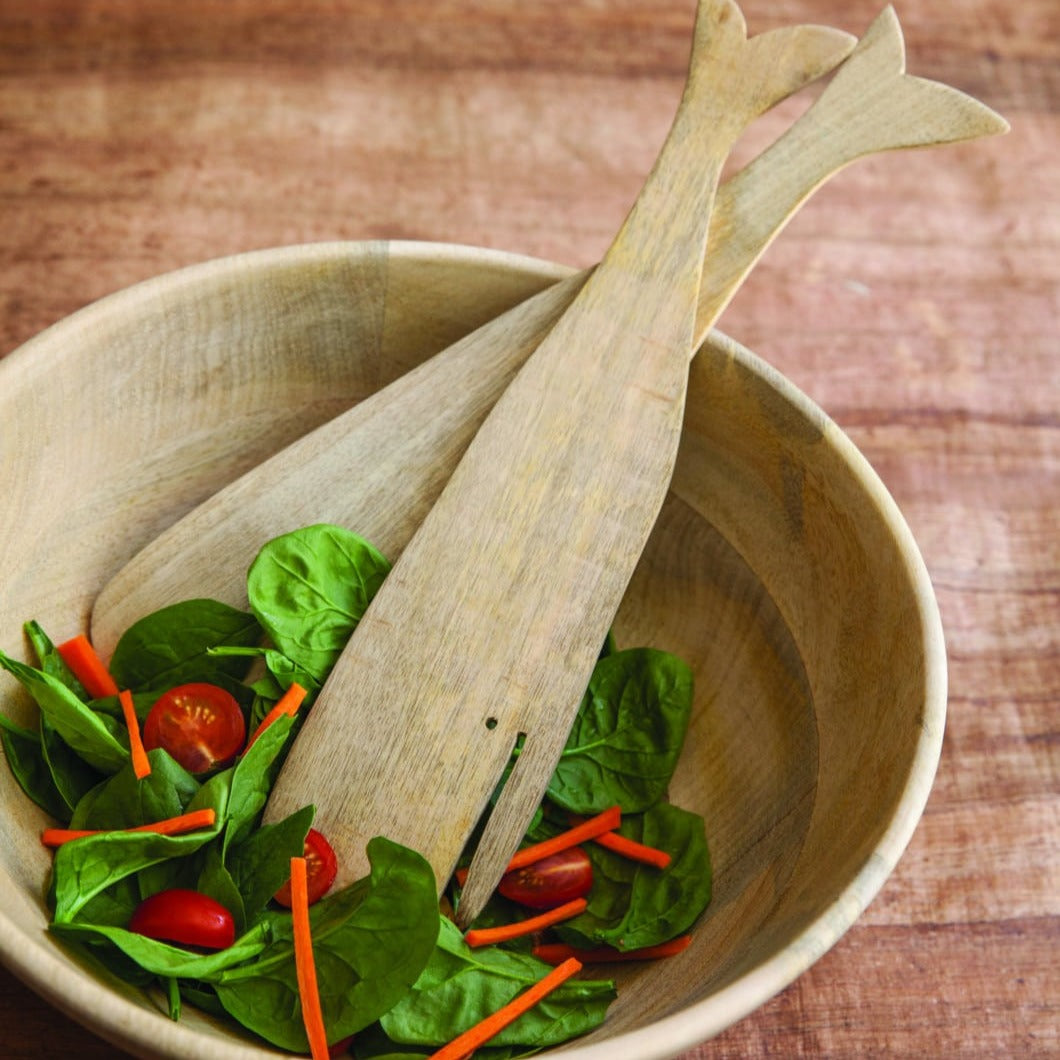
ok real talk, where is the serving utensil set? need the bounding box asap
[89,3,1006,922]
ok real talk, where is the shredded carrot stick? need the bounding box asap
[277,681,307,715]
[245,682,307,750]
[290,855,330,1060]
[427,956,583,1060]
[41,808,217,848]
[127,808,216,835]
[119,689,152,779]
[532,934,692,964]
[39,829,92,849]
[56,634,119,699]
[505,806,621,872]
[450,806,622,890]
[592,830,671,869]
[464,897,587,949]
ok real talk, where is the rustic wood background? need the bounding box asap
[1,0,1056,1056]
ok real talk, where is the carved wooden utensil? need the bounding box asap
[87,5,1005,924]
[261,0,876,922]
[89,7,1006,662]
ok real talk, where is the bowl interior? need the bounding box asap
[0,241,945,1059]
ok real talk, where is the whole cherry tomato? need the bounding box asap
[129,889,236,950]
[143,682,246,774]
[497,846,593,910]
[274,828,339,907]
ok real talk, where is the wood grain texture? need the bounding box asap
[0,2,1055,1059]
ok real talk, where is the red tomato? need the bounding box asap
[274,828,339,907]
[497,846,593,910]
[129,889,235,950]
[143,682,246,774]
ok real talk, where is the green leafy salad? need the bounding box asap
[0,523,712,1058]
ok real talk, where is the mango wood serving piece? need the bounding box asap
[89,6,1006,662]
[263,3,933,923]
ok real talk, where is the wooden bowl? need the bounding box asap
[0,241,946,1059]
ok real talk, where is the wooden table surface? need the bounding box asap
[1,1,1056,1057]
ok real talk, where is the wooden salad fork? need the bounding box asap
[89,7,1006,664]
[261,0,882,921]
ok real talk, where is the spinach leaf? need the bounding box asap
[76,873,144,929]
[354,1019,536,1059]
[19,623,118,822]
[51,825,223,923]
[194,841,248,933]
[195,800,314,936]
[0,649,127,774]
[246,685,283,733]
[51,918,270,981]
[69,750,199,830]
[546,648,693,814]
[179,984,228,1019]
[50,770,229,923]
[226,803,314,927]
[24,620,88,698]
[215,836,437,1052]
[134,844,208,903]
[555,802,712,952]
[222,712,298,853]
[246,524,390,683]
[130,758,240,907]
[164,976,181,1021]
[0,713,69,820]
[109,599,263,693]
[41,721,105,815]
[63,924,158,988]
[380,917,614,1049]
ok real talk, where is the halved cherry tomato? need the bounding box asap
[274,828,339,907]
[143,682,246,774]
[129,889,235,950]
[497,845,593,910]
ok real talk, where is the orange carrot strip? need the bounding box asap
[41,808,217,848]
[279,682,307,715]
[245,682,307,750]
[128,808,216,835]
[505,806,621,872]
[119,689,152,779]
[532,934,692,964]
[427,957,583,1060]
[592,830,671,869]
[56,634,119,699]
[291,855,330,1060]
[464,898,587,949]
[450,806,622,890]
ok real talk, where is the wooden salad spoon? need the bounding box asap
[89,6,1006,663]
[262,2,962,924]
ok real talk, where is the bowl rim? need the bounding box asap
[0,239,947,1060]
